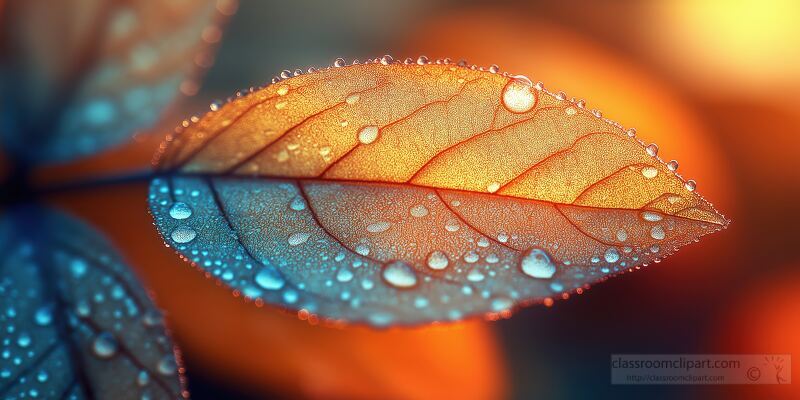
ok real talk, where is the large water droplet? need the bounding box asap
[169,202,192,219]
[358,126,379,144]
[288,232,310,246]
[255,266,285,290]
[366,221,391,233]
[426,251,449,270]
[502,79,536,113]
[170,226,196,244]
[381,261,418,288]
[92,332,118,359]
[520,248,556,279]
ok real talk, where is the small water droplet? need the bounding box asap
[684,180,697,191]
[358,126,379,144]
[626,128,637,137]
[646,143,659,157]
[36,370,48,383]
[409,204,429,217]
[426,251,449,270]
[336,268,354,282]
[488,64,500,73]
[169,202,192,219]
[502,79,536,113]
[650,225,666,240]
[520,248,556,279]
[604,248,620,263]
[366,221,391,233]
[92,332,118,359]
[491,297,513,312]
[486,182,500,193]
[467,267,485,282]
[288,232,310,246]
[641,211,663,222]
[170,226,196,244]
[641,166,659,179]
[355,243,370,256]
[276,85,289,96]
[497,232,509,243]
[137,370,150,387]
[477,237,490,247]
[667,160,679,171]
[289,196,306,211]
[34,307,52,326]
[255,266,285,290]
[345,94,360,105]
[381,261,418,288]
[157,355,177,376]
[16,333,31,348]
[445,219,460,232]
[616,229,628,242]
[333,58,346,67]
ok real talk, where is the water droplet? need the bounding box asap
[157,355,177,376]
[358,126,379,144]
[92,332,118,359]
[667,160,679,171]
[467,267,485,282]
[381,261,418,288]
[491,297,513,312]
[380,55,393,65]
[255,266,285,290]
[641,166,659,179]
[520,248,556,279]
[335,268,354,283]
[445,219,460,232]
[616,229,628,242]
[170,226,196,244]
[486,182,500,193]
[345,94,360,105]
[426,251,449,270]
[142,309,162,327]
[477,237,490,247]
[288,232,310,246]
[355,243,370,256]
[366,221,391,233]
[137,370,150,386]
[276,85,289,96]
[16,333,31,348]
[36,370,48,383]
[333,58,346,67]
[489,64,500,73]
[646,143,659,157]
[684,180,697,192]
[626,128,636,137]
[502,79,536,113]
[464,251,479,263]
[75,300,91,317]
[650,225,665,240]
[169,202,192,219]
[555,91,567,101]
[409,204,429,217]
[289,196,306,211]
[275,100,288,110]
[414,297,429,308]
[604,248,620,263]
[641,211,663,222]
[34,307,52,326]
[497,231,509,243]
[416,55,429,65]
[70,259,87,278]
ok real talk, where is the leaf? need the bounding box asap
[0,0,236,163]
[0,206,186,399]
[149,59,729,326]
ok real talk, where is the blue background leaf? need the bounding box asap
[0,0,224,163]
[0,206,185,399]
